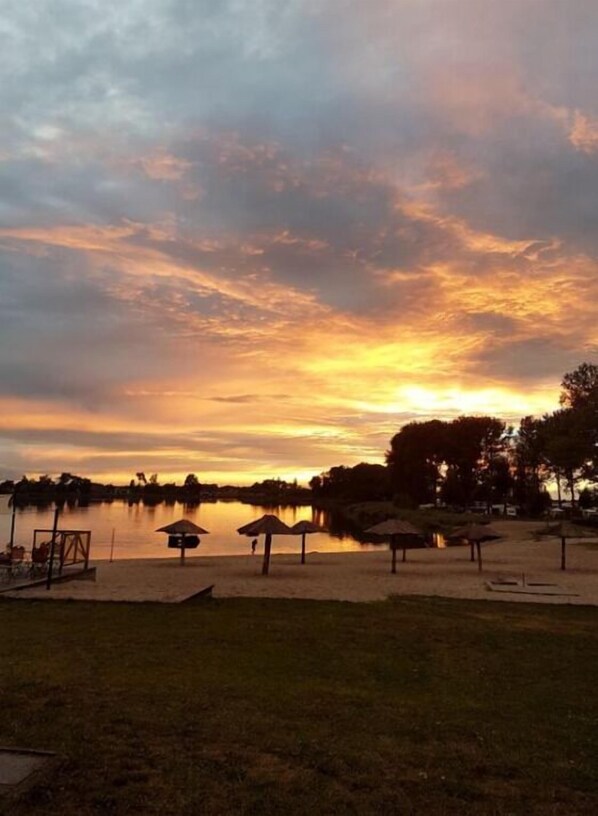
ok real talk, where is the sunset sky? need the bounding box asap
[1,1,597,485]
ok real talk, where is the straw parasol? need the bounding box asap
[446,523,502,572]
[365,519,427,574]
[534,520,597,571]
[156,519,209,566]
[237,514,293,575]
[291,520,327,564]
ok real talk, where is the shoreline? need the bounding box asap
[4,523,598,606]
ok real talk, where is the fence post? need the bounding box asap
[45,506,60,590]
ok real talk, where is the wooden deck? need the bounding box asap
[0,566,97,595]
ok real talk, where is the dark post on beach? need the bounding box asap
[45,505,60,590]
[9,499,16,548]
[262,533,272,575]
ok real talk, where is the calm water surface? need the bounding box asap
[7,501,381,560]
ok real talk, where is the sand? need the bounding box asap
[4,520,598,606]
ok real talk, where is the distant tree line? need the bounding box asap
[0,472,310,507]
[125,472,209,504]
[0,472,214,506]
[218,478,311,503]
[311,363,598,515]
[0,473,94,507]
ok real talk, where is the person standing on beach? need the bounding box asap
[251,538,257,554]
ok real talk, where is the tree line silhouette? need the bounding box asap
[2,363,596,515]
[310,363,598,514]
[0,473,310,507]
[0,472,209,507]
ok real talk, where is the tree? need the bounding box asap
[578,487,597,509]
[483,455,514,511]
[184,473,199,487]
[513,416,550,514]
[309,475,322,493]
[440,466,465,507]
[560,363,598,410]
[136,472,147,485]
[559,363,598,484]
[310,463,390,502]
[542,409,589,505]
[442,417,506,509]
[387,420,448,506]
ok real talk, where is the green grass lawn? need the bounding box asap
[0,597,597,815]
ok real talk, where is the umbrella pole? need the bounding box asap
[391,544,397,574]
[262,533,272,576]
[402,548,407,563]
[301,533,306,565]
[476,540,482,572]
[180,535,186,566]
[561,537,566,571]
[470,541,475,562]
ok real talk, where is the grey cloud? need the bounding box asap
[0,0,597,478]
[207,394,291,403]
[440,123,598,251]
[0,247,203,406]
[0,423,373,476]
[470,338,586,383]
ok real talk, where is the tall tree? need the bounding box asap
[386,420,447,506]
[513,416,550,513]
[542,409,589,505]
[560,363,598,410]
[559,363,598,484]
[442,416,506,509]
[311,463,390,502]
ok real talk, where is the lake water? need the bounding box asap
[4,500,382,561]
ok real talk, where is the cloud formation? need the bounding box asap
[0,0,596,482]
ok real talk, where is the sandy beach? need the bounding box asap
[4,521,597,606]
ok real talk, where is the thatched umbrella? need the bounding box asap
[237,514,293,575]
[156,519,209,566]
[365,519,428,574]
[446,523,502,572]
[291,520,327,564]
[534,521,597,571]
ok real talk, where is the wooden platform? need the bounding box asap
[0,746,60,803]
[181,584,215,603]
[0,566,96,595]
[486,579,579,597]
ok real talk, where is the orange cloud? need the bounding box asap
[569,111,598,154]
[1,131,595,483]
[138,150,193,180]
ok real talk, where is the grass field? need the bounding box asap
[0,597,597,815]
